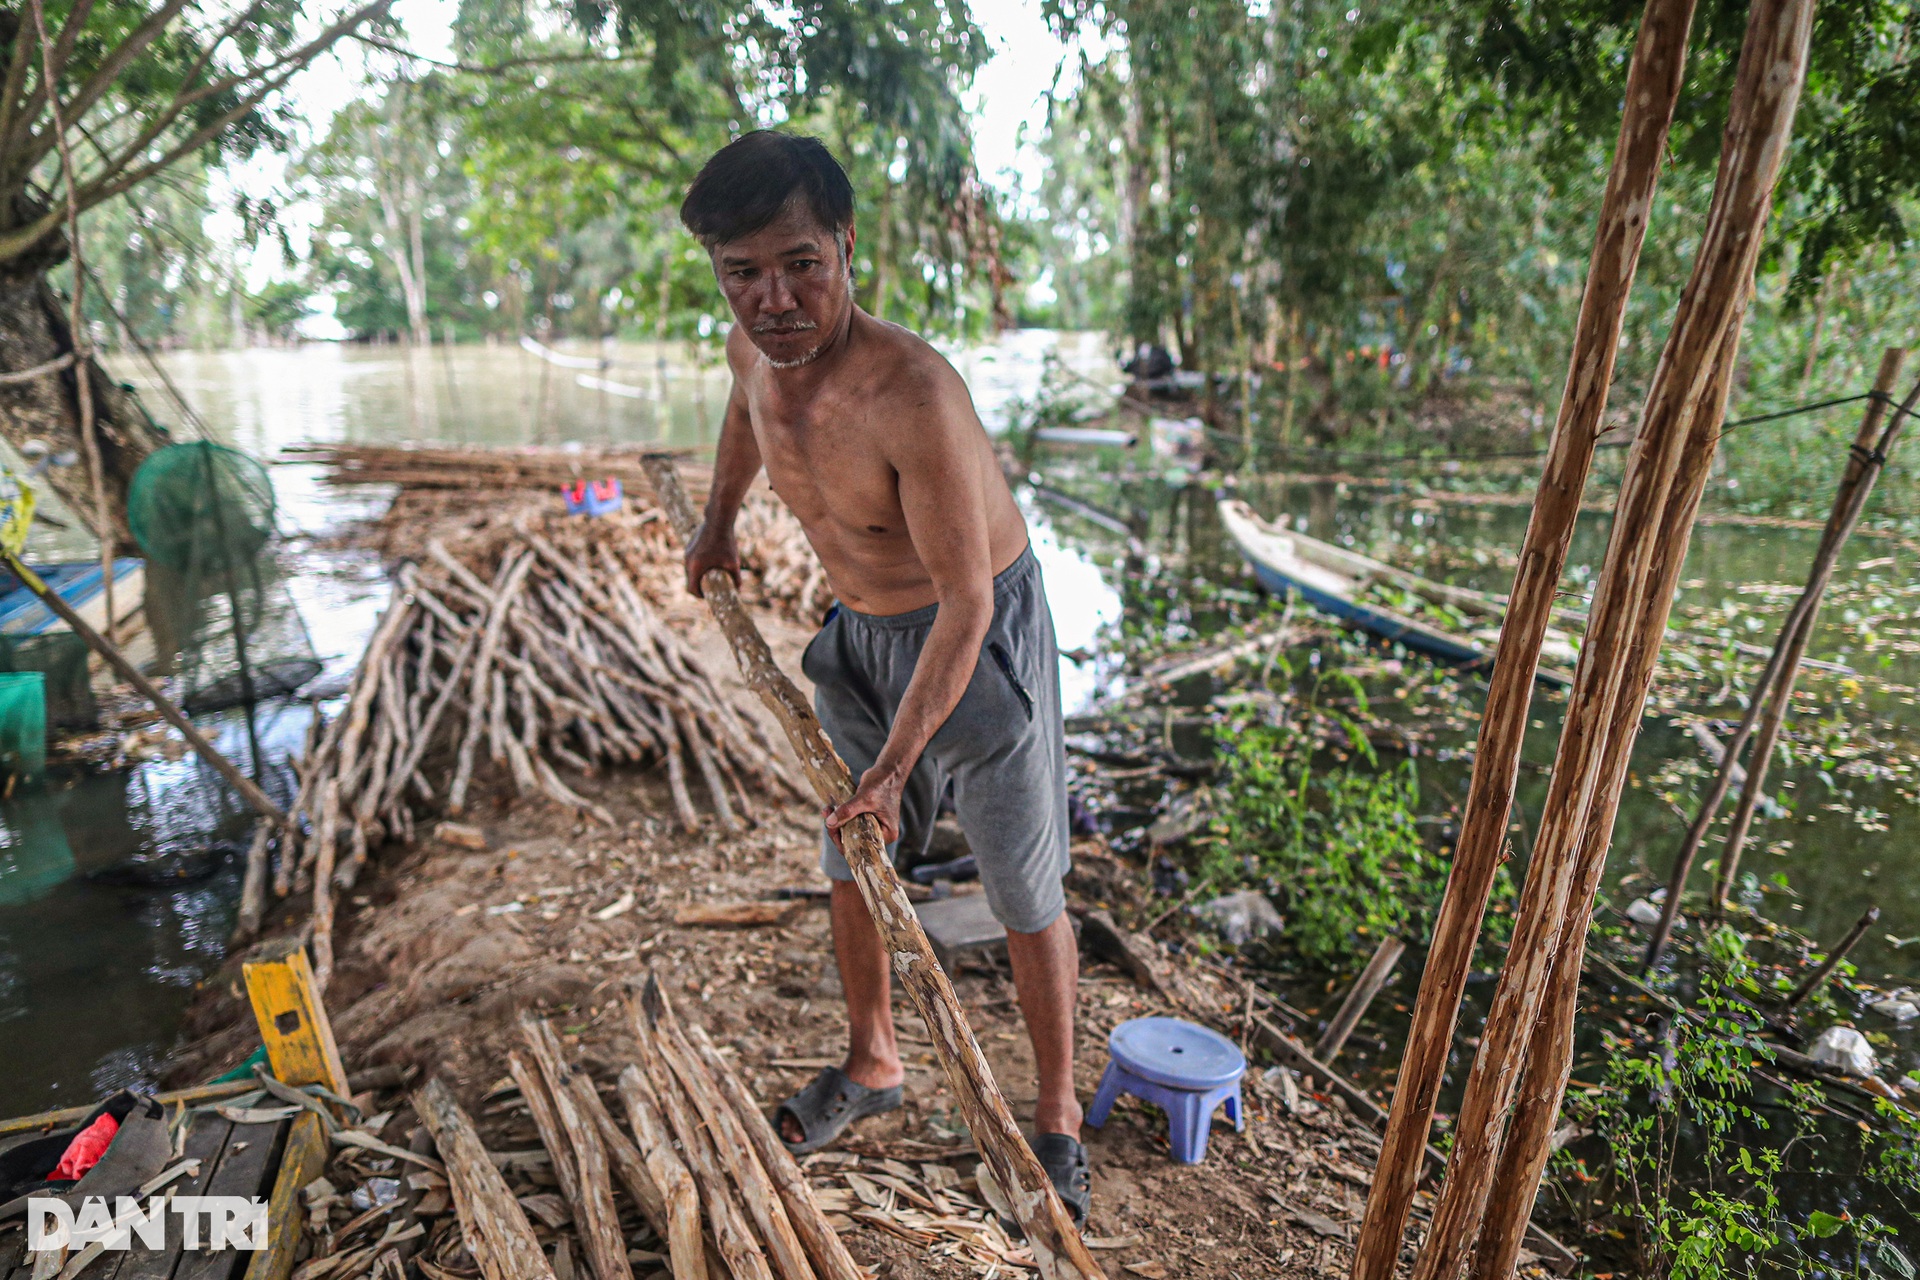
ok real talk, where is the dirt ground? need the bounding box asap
[164,595,1445,1280]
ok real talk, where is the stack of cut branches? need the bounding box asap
[451,991,867,1280]
[304,439,834,624]
[261,518,807,985]
[283,441,707,495]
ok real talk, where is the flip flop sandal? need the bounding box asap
[980,1135,1093,1235]
[1032,1133,1092,1228]
[773,1066,903,1156]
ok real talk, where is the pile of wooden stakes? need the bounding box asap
[254,514,807,985]
[285,441,700,496]
[305,441,836,627]
[415,991,868,1280]
[413,993,1067,1280]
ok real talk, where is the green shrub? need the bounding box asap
[1202,708,1446,966]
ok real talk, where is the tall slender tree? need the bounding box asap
[0,0,392,543]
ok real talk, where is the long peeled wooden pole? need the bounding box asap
[1710,370,1920,910]
[0,551,284,820]
[518,1018,636,1280]
[641,456,1102,1280]
[614,1066,710,1280]
[1410,4,1816,1276]
[641,981,818,1280]
[1349,0,1697,1271]
[1471,327,1747,1280]
[682,1022,866,1280]
[1646,345,1909,964]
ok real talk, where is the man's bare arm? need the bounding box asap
[826,369,998,844]
[686,375,761,597]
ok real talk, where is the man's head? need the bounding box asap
[681,131,856,370]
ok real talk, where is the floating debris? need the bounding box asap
[1808,1025,1878,1077]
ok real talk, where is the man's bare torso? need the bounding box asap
[726,310,1028,616]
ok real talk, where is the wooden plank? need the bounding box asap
[0,1226,28,1280]
[240,1113,326,1280]
[172,1119,289,1280]
[242,941,349,1096]
[110,1111,237,1280]
[0,1084,256,1140]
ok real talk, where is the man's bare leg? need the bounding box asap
[1007,912,1082,1138]
[781,879,905,1144]
[786,884,1079,1143]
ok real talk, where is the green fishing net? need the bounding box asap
[0,632,94,728]
[127,443,319,714]
[0,671,47,780]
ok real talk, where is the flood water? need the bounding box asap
[3,330,1916,1146]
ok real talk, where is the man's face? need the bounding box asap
[711,201,855,370]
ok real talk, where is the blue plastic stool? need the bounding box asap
[1086,1016,1246,1164]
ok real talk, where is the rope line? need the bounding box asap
[1198,385,1900,467]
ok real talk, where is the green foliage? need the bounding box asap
[1571,963,1920,1278]
[1202,704,1445,965]
[243,280,316,341]
[0,0,391,270]
[1033,0,1920,469]
[425,0,1005,341]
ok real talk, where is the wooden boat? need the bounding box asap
[0,558,145,636]
[1217,497,1575,683]
[1033,425,1136,447]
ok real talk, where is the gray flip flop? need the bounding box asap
[773,1065,903,1155]
[978,1134,1093,1234]
[1032,1133,1091,1228]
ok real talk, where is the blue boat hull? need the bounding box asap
[1241,558,1491,669]
[0,559,146,636]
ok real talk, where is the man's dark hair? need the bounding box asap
[679,131,855,250]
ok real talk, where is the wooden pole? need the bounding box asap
[0,550,284,820]
[1784,906,1880,1010]
[1349,0,1698,1270]
[640,455,1104,1280]
[413,1078,560,1280]
[639,981,818,1280]
[1313,936,1405,1064]
[1413,2,1817,1274]
[628,1004,778,1280]
[681,1022,865,1280]
[1646,346,1909,965]
[517,1018,636,1280]
[1710,371,1920,911]
[615,1066,713,1280]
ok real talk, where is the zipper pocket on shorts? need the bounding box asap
[988,641,1035,722]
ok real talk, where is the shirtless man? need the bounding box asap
[678,131,1088,1221]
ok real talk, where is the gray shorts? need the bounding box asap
[803,546,1070,934]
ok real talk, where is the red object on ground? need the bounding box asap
[49,1112,118,1181]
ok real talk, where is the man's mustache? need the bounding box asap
[752,318,819,334]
